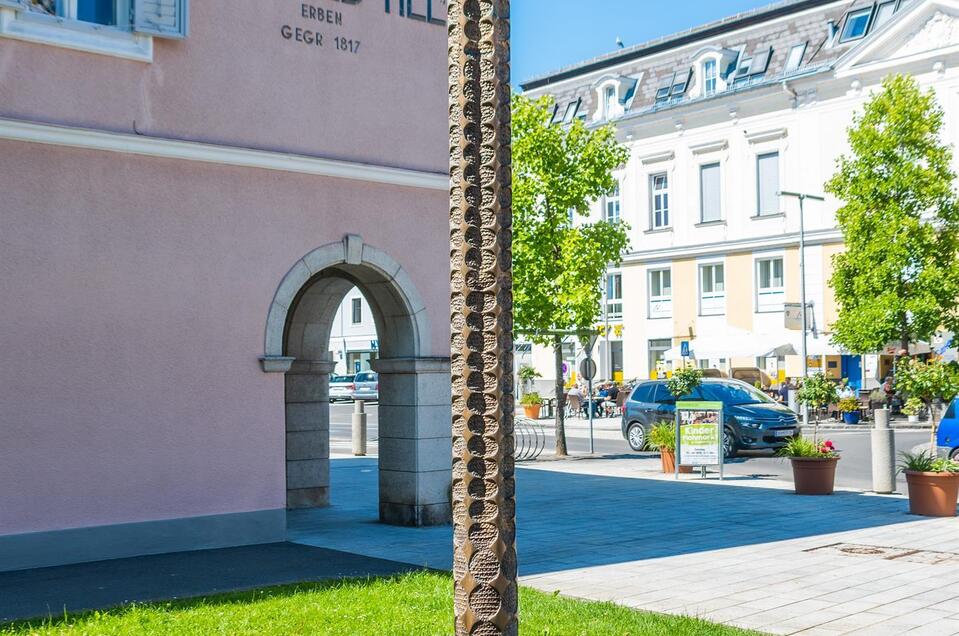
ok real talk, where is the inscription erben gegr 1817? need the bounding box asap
[281,1,445,54]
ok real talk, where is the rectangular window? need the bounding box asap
[756,152,780,216]
[703,59,717,96]
[699,163,722,223]
[604,86,617,119]
[785,43,807,73]
[605,180,621,223]
[648,338,672,379]
[841,8,872,42]
[874,1,896,28]
[756,257,785,312]
[352,298,362,324]
[648,268,672,319]
[28,0,128,26]
[606,273,622,320]
[700,263,726,315]
[649,173,669,229]
[562,99,580,124]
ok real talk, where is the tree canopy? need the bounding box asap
[826,75,959,353]
[512,93,631,344]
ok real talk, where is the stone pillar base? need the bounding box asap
[287,486,330,509]
[380,501,451,527]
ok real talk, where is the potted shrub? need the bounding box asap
[666,367,703,471]
[648,422,677,473]
[903,397,924,424]
[797,373,838,441]
[520,392,543,419]
[648,422,693,474]
[778,437,840,495]
[518,366,541,395]
[898,451,959,517]
[894,358,959,516]
[838,397,862,425]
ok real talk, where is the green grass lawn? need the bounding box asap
[2,571,763,635]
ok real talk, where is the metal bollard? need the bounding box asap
[871,408,896,493]
[352,400,367,457]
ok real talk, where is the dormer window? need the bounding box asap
[703,59,717,96]
[840,8,872,42]
[561,99,581,125]
[785,43,807,73]
[874,1,897,28]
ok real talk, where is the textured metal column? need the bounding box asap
[449,0,517,634]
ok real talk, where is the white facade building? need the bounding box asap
[329,288,379,376]
[522,0,959,389]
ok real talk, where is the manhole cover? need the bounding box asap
[806,543,959,565]
[839,546,886,556]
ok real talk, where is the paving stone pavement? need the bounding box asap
[293,456,959,635]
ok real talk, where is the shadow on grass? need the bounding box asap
[3,571,760,636]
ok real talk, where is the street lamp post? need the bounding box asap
[780,191,825,428]
[449,1,517,635]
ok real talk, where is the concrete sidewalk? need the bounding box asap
[293,456,959,635]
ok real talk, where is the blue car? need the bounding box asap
[937,398,959,459]
[622,378,799,458]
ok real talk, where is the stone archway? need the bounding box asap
[261,235,451,527]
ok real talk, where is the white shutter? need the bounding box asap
[134,0,188,39]
[700,163,722,222]
[757,152,780,215]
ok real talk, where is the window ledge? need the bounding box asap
[647,315,672,321]
[0,8,153,62]
[644,227,673,235]
[695,220,726,228]
[751,212,785,220]
[756,309,785,314]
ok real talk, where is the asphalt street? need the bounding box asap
[328,403,929,491]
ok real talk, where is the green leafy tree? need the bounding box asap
[895,357,959,453]
[826,75,959,354]
[666,367,703,399]
[797,373,838,441]
[513,93,630,456]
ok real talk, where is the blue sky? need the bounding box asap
[512,0,778,86]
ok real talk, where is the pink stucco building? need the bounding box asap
[0,0,451,571]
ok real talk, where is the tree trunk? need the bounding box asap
[554,335,568,457]
[449,2,518,634]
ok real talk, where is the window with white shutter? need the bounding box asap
[134,0,187,38]
[756,152,780,216]
[699,163,722,223]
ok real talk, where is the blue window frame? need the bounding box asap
[841,8,873,42]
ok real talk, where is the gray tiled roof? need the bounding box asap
[522,0,901,121]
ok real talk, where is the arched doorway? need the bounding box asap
[260,235,451,527]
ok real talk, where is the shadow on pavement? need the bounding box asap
[289,458,923,579]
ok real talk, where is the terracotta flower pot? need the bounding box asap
[790,457,839,495]
[523,404,541,419]
[905,471,959,517]
[660,448,676,473]
[660,449,694,474]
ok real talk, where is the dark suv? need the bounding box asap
[622,378,798,457]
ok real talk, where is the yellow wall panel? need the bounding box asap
[672,259,697,345]
[784,247,800,304]
[726,253,753,332]
[822,243,845,331]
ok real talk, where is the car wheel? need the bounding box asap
[723,427,737,459]
[627,423,647,452]
[950,447,959,461]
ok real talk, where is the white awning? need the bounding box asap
[664,331,801,361]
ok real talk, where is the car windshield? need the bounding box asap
[331,376,354,383]
[699,382,775,406]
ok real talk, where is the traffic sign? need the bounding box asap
[579,358,597,381]
[680,341,691,358]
